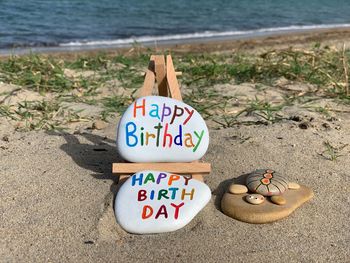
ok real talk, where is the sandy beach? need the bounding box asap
[1,29,350,262]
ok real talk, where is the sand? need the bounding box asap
[1,30,350,262]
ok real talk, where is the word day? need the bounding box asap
[124,98,205,151]
[131,172,196,220]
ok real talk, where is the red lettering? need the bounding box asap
[133,99,146,118]
[142,205,153,219]
[171,202,184,219]
[138,190,147,201]
[183,108,194,125]
[155,205,168,219]
[162,123,173,147]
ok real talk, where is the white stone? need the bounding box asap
[288,182,300,190]
[116,96,209,162]
[114,170,211,234]
[245,194,265,205]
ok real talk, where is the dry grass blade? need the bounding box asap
[342,43,349,96]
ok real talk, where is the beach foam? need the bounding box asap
[59,23,350,48]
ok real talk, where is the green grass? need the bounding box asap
[320,141,348,161]
[0,44,349,130]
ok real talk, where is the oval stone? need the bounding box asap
[246,169,288,196]
[288,182,300,190]
[114,170,211,234]
[228,184,248,194]
[117,96,209,162]
[271,195,287,205]
[245,194,265,205]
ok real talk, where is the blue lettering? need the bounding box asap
[125,121,138,147]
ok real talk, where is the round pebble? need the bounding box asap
[271,195,286,205]
[245,194,265,205]
[246,169,288,196]
[288,182,300,190]
[228,184,248,194]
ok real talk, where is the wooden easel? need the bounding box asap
[113,55,211,183]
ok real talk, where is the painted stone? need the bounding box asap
[246,169,288,196]
[114,170,211,234]
[271,195,287,205]
[116,96,209,162]
[288,182,300,190]
[228,184,248,194]
[221,184,314,224]
[245,194,265,205]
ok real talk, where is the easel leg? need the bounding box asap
[118,174,129,184]
[192,174,204,182]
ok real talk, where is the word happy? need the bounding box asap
[125,98,205,152]
[131,172,195,220]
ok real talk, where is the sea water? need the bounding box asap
[1,0,350,52]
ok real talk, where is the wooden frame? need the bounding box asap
[113,55,211,183]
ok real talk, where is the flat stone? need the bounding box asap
[228,184,248,194]
[246,169,288,196]
[115,170,211,234]
[92,120,108,130]
[271,195,286,205]
[221,184,313,224]
[245,194,265,205]
[288,182,300,190]
[117,96,209,162]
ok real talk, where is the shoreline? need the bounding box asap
[2,26,350,58]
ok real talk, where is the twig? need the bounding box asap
[342,43,349,96]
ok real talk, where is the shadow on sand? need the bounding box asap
[213,173,250,211]
[47,131,124,196]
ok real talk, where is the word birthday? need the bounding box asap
[131,172,196,220]
[124,98,205,152]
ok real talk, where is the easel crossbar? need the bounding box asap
[113,163,211,175]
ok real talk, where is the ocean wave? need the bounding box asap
[59,23,350,47]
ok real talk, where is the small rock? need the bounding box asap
[2,135,9,142]
[271,195,286,205]
[288,182,300,190]
[327,117,338,122]
[92,120,108,130]
[246,169,288,196]
[73,129,82,134]
[228,184,248,194]
[245,194,265,205]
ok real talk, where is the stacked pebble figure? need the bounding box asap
[229,169,300,206]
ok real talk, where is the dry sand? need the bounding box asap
[1,30,350,262]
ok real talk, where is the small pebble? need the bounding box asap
[245,194,265,205]
[271,195,286,205]
[288,182,300,190]
[228,184,248,194]
[92,120,108,130]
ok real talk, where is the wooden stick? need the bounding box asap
[113,162,211,175]
[154,55,168,97]
[166,55,182,101]
[139,55,156,97]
